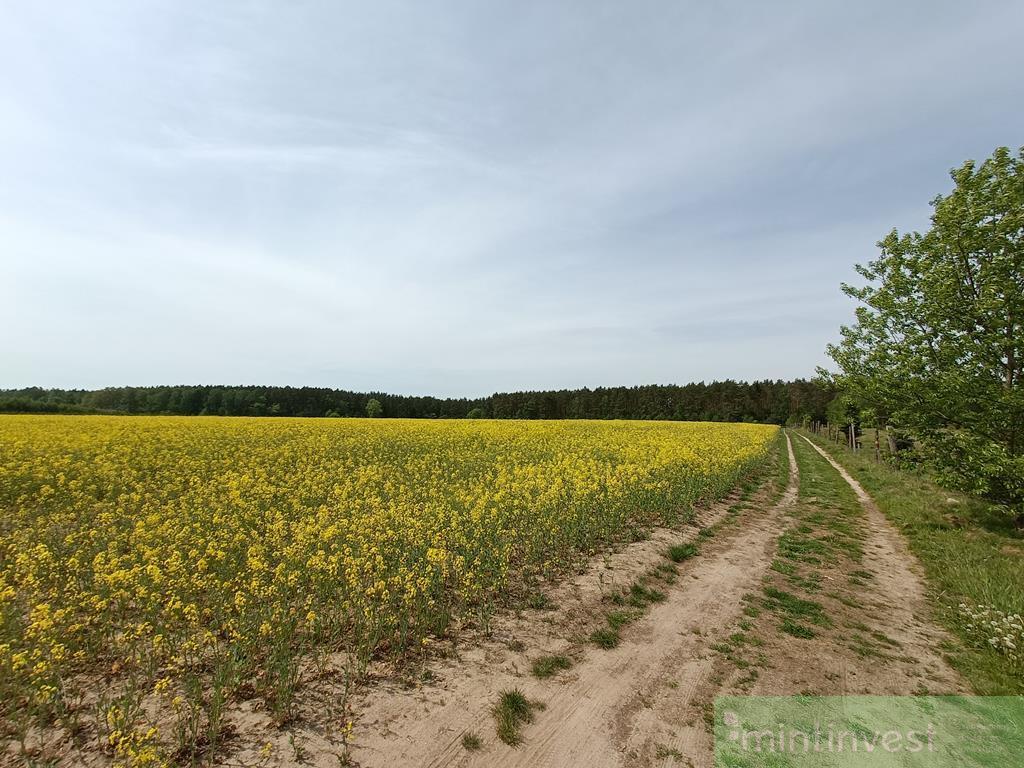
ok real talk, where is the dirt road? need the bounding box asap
[252,431,964,767]
[347,434,800,767]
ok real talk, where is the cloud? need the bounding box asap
[2,1,1023,395]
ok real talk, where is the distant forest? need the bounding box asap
[0,380,831,424]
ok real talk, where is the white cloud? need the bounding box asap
[2,1,1023,395]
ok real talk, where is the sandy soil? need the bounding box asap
[330,432,967,768]
[341,433,800,768]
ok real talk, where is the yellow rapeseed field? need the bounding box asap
[0,415,775,762]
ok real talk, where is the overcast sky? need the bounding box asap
[3,2,1022,397]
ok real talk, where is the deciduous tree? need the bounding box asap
[826,146,1023,518]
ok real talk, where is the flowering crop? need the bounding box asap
[0,415,775,761]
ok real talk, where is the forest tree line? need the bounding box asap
[0,379,832,424]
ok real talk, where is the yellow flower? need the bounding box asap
[0,412,775,752]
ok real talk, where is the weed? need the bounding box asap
[870,631,902,649]
[763,587,832,627]
[770,559,796,575]
[667,543,699,562]
[590,628,620,649]
[527,592,554,611]
[655,743,684,759]
[606,610,637,630]
[493,689,542,746]
[780,619,815,639]
[628,582,666,607]
[531,655,572,679]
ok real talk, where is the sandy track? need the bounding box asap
[796,435,964,693]
[348,433,800,768]
[248,433,966,768]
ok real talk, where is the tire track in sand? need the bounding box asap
[351,432,799,768]
[796,435,964,693]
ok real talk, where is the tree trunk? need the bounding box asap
[1008,310,1017,457]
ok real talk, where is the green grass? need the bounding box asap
[770,558,796,575]
[605,610,637,630]
[649,562,678,584]
[531,654,572,679]
[667,542,699,562]
[627,582,666,607]
[748,437,875,657]
[590,627,621,649]
[801,430,1024,694]
[776,530,830,564]
[493,689,543,746]
[780,618,816,639]
[526,592,554,610]
[762,586,832,627]
[759,428,791,505]
[461,732,482,751]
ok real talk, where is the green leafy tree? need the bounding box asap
[826,146,1023,519]
[365,398,383,418]
[466,407,486,419]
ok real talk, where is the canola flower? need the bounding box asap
[0,415,775,760]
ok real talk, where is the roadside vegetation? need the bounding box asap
[718,436,869,668]
[800,430,1024,694]
[824,146,1023,526]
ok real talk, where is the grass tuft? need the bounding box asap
[628,582,666,607]
[493,688,542,746]
[527,592,554,610]
[590,627,621,649]
[667,542,699,563]
[780,619,816,639]
[605,610,636,630]
[531,654,572,679]
[763,586,832,627]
